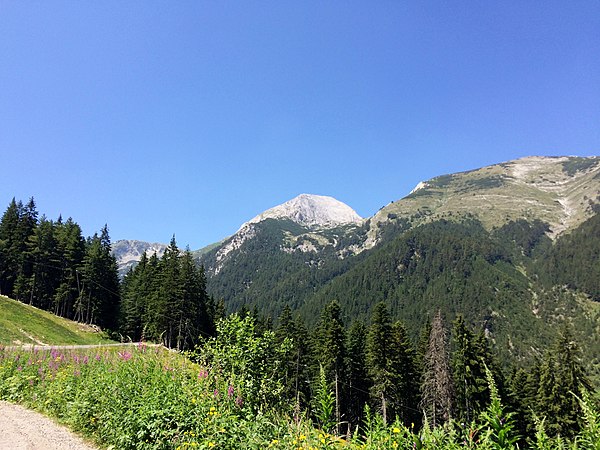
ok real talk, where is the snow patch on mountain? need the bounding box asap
[244,194,363,229]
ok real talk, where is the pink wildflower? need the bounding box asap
[118,351,132,361]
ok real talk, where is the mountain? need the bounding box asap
[197,156,600,375]
[246,193,363,228]
[206,194,364,276]
[112,240,168,277]
[362,156,600,249]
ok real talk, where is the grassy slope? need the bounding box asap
[0,295,114,346]
[365,156,600,246]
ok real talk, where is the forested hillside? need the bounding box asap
[198,157,600,375]
[0,198,119,329]
[2,156,599,446]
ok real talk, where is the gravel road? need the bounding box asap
[0,401,98,450]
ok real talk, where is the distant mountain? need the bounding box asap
[197,156,600,374]
[112,240,168,277]
[246,193,363,228]
[206,194,363,276]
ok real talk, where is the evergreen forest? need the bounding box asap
[1,197,599,448]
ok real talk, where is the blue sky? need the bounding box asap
[1,2,599,249]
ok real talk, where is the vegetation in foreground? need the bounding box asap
[1,315,599,449]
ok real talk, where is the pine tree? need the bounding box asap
[178,248,211,350]
[536,326,590,438]
[75,225,120,330]
[508,366,538,443]
[276,306,313,412]
[346,320,370,428]
[153,236,183,347]
[366,302,393,424]
[314,300,347,433]
[119,252,148,340]
[420,310,454,428]
[53,218,85,318]
[21,216,61,309]
[1,198,38,300]
[389,320,420,426]
[452,315,490,423]
[0,199,22,296]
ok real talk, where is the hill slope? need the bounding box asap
[364,156,600,248]
[0,295,114,346]
[198,155,600,372]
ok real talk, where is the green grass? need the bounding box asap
[0,295,115,346]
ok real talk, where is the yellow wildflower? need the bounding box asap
[392,427,401,434]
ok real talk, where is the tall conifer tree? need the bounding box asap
[420,310,454,427]
[346,320,370,427]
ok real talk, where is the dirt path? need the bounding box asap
[0,402,98,450]
[3,342,161,351]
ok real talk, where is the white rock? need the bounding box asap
[243,194,363,229]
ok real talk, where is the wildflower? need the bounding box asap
[213,389,219,398]
[393,427,401,434]
[208,442,215,448]
[227,385,234,397]
[118,351,132,361]
[235,396,243,408]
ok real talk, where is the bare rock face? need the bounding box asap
[111,240,168,277]
[244,194,363,229]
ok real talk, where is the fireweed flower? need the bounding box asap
[227,385,234,397]
[235,396,243,408]
[118,351,132,361]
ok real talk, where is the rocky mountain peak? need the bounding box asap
[111,240,168,277]
[243,194,363,229]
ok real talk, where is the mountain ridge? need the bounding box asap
[114,155,600,284]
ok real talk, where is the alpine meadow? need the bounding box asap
[2,155,600,449]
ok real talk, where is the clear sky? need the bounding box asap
[1,2,599,249]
